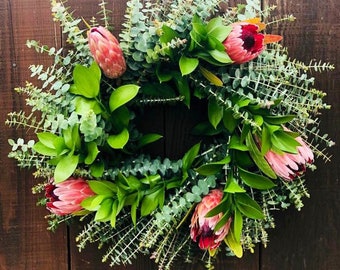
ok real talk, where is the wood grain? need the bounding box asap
[1,0,339,269]
[0,0,67,269]
[261,0,340,269]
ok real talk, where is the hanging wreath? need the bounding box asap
[7,0,334,269]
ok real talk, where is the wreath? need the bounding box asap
[7,0,334,269]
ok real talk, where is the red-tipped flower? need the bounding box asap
[265,136,314,181]
[190,189,232,252]
[88,26,126,79]
[223,20,282,64]
[45,177,95,215]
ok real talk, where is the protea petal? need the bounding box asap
[45,177,95,215]
[223,21,282,64]
[263,135,314,181]
[88,26,126,79]
[190,189,231,252]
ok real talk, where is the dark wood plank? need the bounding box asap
[0,0,68,269]
[261,0,340,269]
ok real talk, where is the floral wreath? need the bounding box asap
[7,0,334,269]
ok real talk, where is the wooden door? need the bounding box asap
[1,0,339,269]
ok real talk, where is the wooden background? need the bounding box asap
[1,0,339,269]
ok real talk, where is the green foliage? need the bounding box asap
[6,0,334,269]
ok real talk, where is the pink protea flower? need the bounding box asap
[190,189,232,252]
[265,136,314,181]
[87,26,126,79]
[45,177,95,215]
[223,20,282,64]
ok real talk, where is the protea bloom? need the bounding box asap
[265,136,314,180]
[45,177,95,215]
[87,26,126,79]
[190,189,232,252]
[223,20,282,64]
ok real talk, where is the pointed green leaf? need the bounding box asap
[195,156,231,176]
[137,133,163,148]
[224,227,243,258]
[95,198,113,221]
[173,73,191,107]
[90,161,104,178]
[73,96,102,115]
[160,24,179,43]
[85,142,100,165]
[229,135,248,151]
[140,188,164,216]
[110,200,119,227]
[246,133,277,179]
[214,210,231,232]
[271,130,301,154]
[261,124,272,154]
[223,109,238,133]
[107,128,129,149]
[238,167,276,190]
[209,49,233,64]
[81,195,103,211]
[224,180,246,193]
[264,115,296,125]
[182,142,201,173]
[179,55,199,76]
[88,180,117,195]
[235,193,264,219]
[234,209,243,243]
[208,98,223,129]
[36,132,60,149]
[33,142,58,156]
[54,154,79,183]
[109,84,140,112]
[199,66,223,86]
[205,195,229,218]
[70,62,101,98]
[207,17,232,41]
